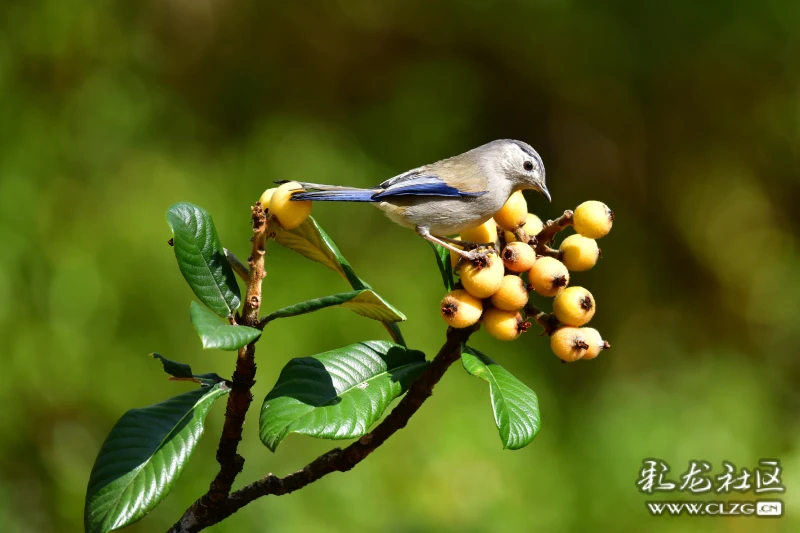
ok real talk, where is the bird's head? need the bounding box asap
[489,139,550,202]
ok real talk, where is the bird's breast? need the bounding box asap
[376,192,508,236]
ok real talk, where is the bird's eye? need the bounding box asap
[523,161,534,172]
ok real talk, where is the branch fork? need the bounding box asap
[534,210,573,257]
[168,206,478,533]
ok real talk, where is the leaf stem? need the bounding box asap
[224,248,250,282]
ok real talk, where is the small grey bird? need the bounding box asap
[290,139,549,260]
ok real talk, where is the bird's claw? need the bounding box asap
[464,246,493,262]
[452,246,493,273]
[462,241,495,251]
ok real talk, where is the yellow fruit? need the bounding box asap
[559,234,600,271]
[259,187,277,209]
[579,327,608,360]
[501,241,537,272]
[573,201,614,239]
[484,308,526,341]
[270,181,312,229]
[494,191,528,231]
[460,253,504,298]
[528,257,570,297]
[550,327,589,362]
[440,290,483,328]
[490,275,529,311]
[553,286,595,326]
[523,213,545,236]
[461,219,497,245]
[504,213,544,243]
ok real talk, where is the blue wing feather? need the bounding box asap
[374,172,486,199]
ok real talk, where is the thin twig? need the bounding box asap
[537,246,561,259]
[168,324,478,533]
[534,210,573,256]
[524,305,561,336]
[513,226,531,246]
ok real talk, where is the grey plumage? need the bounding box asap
[289,139,549,260]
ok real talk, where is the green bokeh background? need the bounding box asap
[1,1,799,532]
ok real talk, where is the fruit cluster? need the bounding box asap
[440,192,613,362]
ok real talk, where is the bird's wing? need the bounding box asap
[373,169,486,200]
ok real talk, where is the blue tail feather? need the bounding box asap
[291,189,377,202]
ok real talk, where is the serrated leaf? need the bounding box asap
[84,384,229,533]
[428,242,455,291]
[166,203,241,317]
[189,301,261,350]
[461,347,540,450]
[262,290,406,324]
[259,340,427,451]
[274,216,363,289]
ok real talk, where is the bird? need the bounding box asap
[286,139,549,261]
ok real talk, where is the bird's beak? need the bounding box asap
[536,182,552,202]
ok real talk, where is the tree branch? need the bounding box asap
[178,204,270,525]
[168,324,478,533]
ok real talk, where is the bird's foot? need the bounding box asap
[461,240,496,251]
[463,246,494,263]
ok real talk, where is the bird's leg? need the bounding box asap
[416,227,491,262]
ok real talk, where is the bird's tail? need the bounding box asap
[279,181,378,202]
[292,190,377,202]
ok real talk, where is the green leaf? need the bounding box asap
[150,353,224,385]
[351,277,407,345]
[166,203,241,317]
[150,353,193,379]
[382,321,406,348]
[259,340,428,451]
[274,216,363,289]
[461,347,540,450]
[84,384,229,533]
[428,242,455,291]
[189,301,261,350]
[262,290,406,324]
[332,290,406,322]
[274,216,406,345]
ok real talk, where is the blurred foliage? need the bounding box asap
[1,0,799,532]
